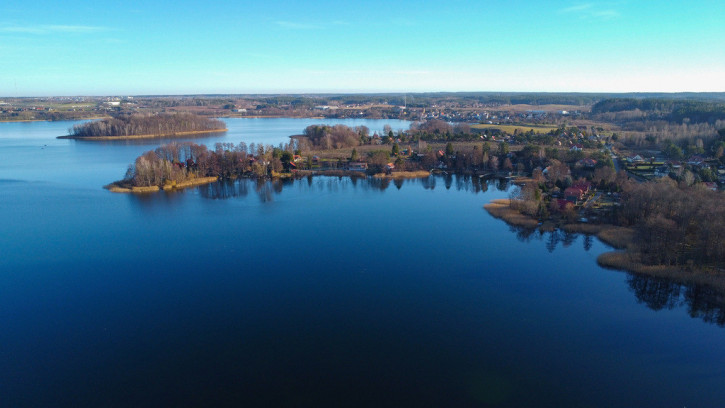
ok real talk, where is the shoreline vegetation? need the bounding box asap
[105,176,219,193]
[373,170,431,179]
[59,128,228,140]
[59,112,226,140]
[484,198,725,293]
[484,198,635,247]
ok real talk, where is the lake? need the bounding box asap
[1,119,724,407]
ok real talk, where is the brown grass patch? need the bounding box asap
[106,176,218,193]
[131,186,160,193]
[562,224,635,249]
[596,227,635,249]
[105,185,133,193]
[162,176,218,190]
[484,199,539,229]
[296,169,367,178]
[373,170,430,179]
[597,251,725,292]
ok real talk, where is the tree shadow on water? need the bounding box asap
[627,273,725,326]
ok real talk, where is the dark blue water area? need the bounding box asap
[1,176,725,408]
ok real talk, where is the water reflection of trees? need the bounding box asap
[199,179,249,200]
[507,220,725,327]
[196,175,508,200]
[504,224,592,254]
[627,273,725,326]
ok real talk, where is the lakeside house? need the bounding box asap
[687,155,707,168]
[348,162,368,171]
[564,187,585,203]
[556,198,573,210]
[571,181,591,193]
[576,158,597,168]
[564,182,590,203]
[703,182,718,191]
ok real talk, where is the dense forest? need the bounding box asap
[592,98,725,124]
[299,124,370,149]
[120,141,301,188]
[68,113,225,137]
[618,179,725,268]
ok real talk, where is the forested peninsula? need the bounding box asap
[59,113,226,140]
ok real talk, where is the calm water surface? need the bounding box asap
[1,119,724,407]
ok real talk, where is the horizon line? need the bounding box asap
[4,90,725,99]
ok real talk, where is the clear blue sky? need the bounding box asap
[1,0,723,96]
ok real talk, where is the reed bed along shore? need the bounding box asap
[105,176,219,193]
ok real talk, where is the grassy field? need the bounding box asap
[624,162,664,170]
[471,123,558,134]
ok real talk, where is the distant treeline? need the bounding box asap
[0,110,97,122]
[592,98,725,124]
[69,113,225,137]
[323,92,605,107]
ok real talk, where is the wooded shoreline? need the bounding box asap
[484,198,725,293]
[59,128,228,140]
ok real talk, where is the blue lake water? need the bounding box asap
[1,119,724,407]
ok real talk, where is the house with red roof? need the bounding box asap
[564,186,586,202]
[576,158,597,168]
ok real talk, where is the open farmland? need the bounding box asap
[471,123,558,134]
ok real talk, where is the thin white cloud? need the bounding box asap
[560,3,594,13]
[275,21,322,30]
[46,25,106,33]
[559,2,620,20]
[302,69,431,77]
[0,24,108,34]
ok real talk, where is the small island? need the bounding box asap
[58,112,227,140]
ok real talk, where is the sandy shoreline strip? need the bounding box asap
[106,176,219,193]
